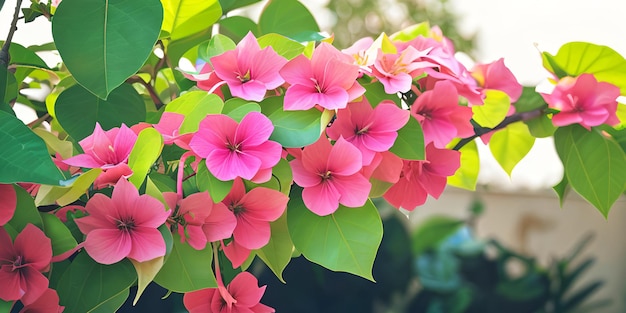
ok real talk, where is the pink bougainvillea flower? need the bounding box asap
[181,62,226,99]
[361,151,403,184]
[19,288,64,313]
[540,74,620,129]
[184,271,274,313]
[211,32,287,102]
[164,192,236,250]
[384,144,460,211]
[291,136,371,216]
[63,123,137,189]
[222,178,288,251]
[222,239,251,269]
[342,36,375,68]
[471,58,523,103]
[153,112,194,150]
[0,184,16,226]
[326,99,409,165]
[410,80,474,148]
[371,46,434,94]
[189,112,282,182]
[0,224,52,304]
[75,178,170,265]
[280,43,365,110]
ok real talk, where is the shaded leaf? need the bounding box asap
[412,215,464,256]
[219,0,260,13]
[41,213,78,257]
[53,0,163,99]
[0,66,16,115]
[196,161,233,203]
[218,16,260,43]
[389,117,425,160]
[261,96,322,148]
[8,185,44,232]
[258,0,319,40]
[256,212,293,283]
[130,257,164,305]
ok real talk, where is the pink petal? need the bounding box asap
[242,141,282,170]
[207,148,262,181]
[0,226,15,260]
[370,101,410,133]
[327,137,362,176]
[112,124,137,163]
[223,240,251,268]
[345,81,366,103]
[110,178,141,218]
[233,216,271,250]
[230,80,268,102]
[14,224,52,271]
[20,288,64,311]
[279,55,314,86]
[250,47,287,89]
[80,123,115,164]
[0,266,23,301]
[76,194,117,234]
[0,184,16,226]
[211,49,241,84]
[154,112,185,138]
[84,229,132,264]
[332,174,371,208]
[127,226,167,262]
[251,302,275,313]
[131,194,169,228]
[178,192,212,221]
[290,159,323,188]
[302,182,341,216]
[180,225,207,250]
[384,178,427,211]
[18,267,50,305]
[283,84,320,111]
[93,163,133,189]
[62,154,103,168]
[203,203,237,242]
[229,272,265,307]
[162,192,179,211]
[370,151,403,183]
[190,114,239,158]
[241,188,288,222]
[235,112,274,147]
[312,85,349,110]
[319,55,359,90]
[300,137,331,174]
[184,288,216,313]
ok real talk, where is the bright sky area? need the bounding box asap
[1,0,625,191]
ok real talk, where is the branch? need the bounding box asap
[452,107,545,151]
[126,75,164,109]
[0,0,24,67]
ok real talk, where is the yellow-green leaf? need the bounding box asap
[472,89,510,128]
[161,0,222,40]
[128,128,164,188]
[447,139,479,190]
[130,257,165,305]
[255,213,293,283]
[489,122,535,176]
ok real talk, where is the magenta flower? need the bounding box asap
[75,178,170,264]
[19,288,64,313]
[410,80,474,148]
[189,112,282,182]
[183,271,274,313]
[0,224,52,304]
[211,32,287,102]
[280,42,365,110]
[371,46,434,94]
[326,99,409,165]
[384,144,460,211]
[540,74,620,129]
[222,178,288,251]
[164,192,236,250]
[291,136,371,216]
[0,184,16,226]
[471,58,523,103]
[154,112,193,150]
[63,123,137,189]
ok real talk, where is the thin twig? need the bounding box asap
[126,75,164,109]
[27,113,50,128]
[0,0,25,67]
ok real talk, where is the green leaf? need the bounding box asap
[248,158,292,195]
[472,89,510,128]
[128,128,164,188]
[196,161,233,203]
[542,42,626,94]
[287,187,383,281]
[261,96,322,148]
[363,80,401,107]
[554,125,626,217]
[0,66,16,115]
[489,122,535,176]
[130,256,164,305]
[553,175,570,207]
[198,34,236,63]
[390,22,431,42]
[513,86,547,113]
[524,114,556,138]
[256,212,293,283]
[0,111,64,185]
[218,16,260,43]
[222,98,261,122]
[167,28,213,66]
[1,41,50,83]
[55,84,146,141]
[447,139,479,190]
[412,216,464,255]
[32,128,74,159]
[162,0,221,40]
[41,213,78,257]
[165,91,223,133]
[154,234,217,292]
[57,253,136,313]
[258,0,320,40]
[8,185,44,232]
[52,0,163,99]
[389,117,425,160]
[219,0,260,13]
[257,33,305,60]
[35,168,102,206]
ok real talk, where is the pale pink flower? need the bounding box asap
[181,62,226,99]
[290,136,371,216]
[280,43,365,110]
[471,58,523,103]
[410,80,474,148]
[221,178,288,252]
[19,288,64,313]
[384,144,460,211]
[164,192,236,250]
[75,178,170,264]
[0,184,16,226]
[211,32,287,101]
[371,46,434,94]
[183,271,274,313]
[189,112,282,182]
[63,123,137,189]
[153,112,194,150]
[540,74,620,129]
[326,99,409,165]
[342,37,375,68]
[0,224,52,304]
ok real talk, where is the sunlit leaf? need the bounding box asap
[57,253,136,313]
[55,84,146,141]
[154,234,217,292]
[198,34,236,63]
[447,139,479,190]
[196,161,233,203]
[258,0,320,40]
[218,16,260,43]
[222,98,261,122]
[161,0,221,40]
[287,187,382,281]
[130,257,164,305]
[554,125,626,217]
[0,111,64,185]
[472,89,510,128]
[489,122,535,176]
[165,91,223,133]
[129,128,164,188]
[257,33,305,60]
[255,213,293,283]
[53,0,163,99]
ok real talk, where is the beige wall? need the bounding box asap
[408,187,626,312]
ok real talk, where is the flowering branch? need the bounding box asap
[126,75,164,109]
[0,0,24,67]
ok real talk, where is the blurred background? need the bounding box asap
[1,0,625,312]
